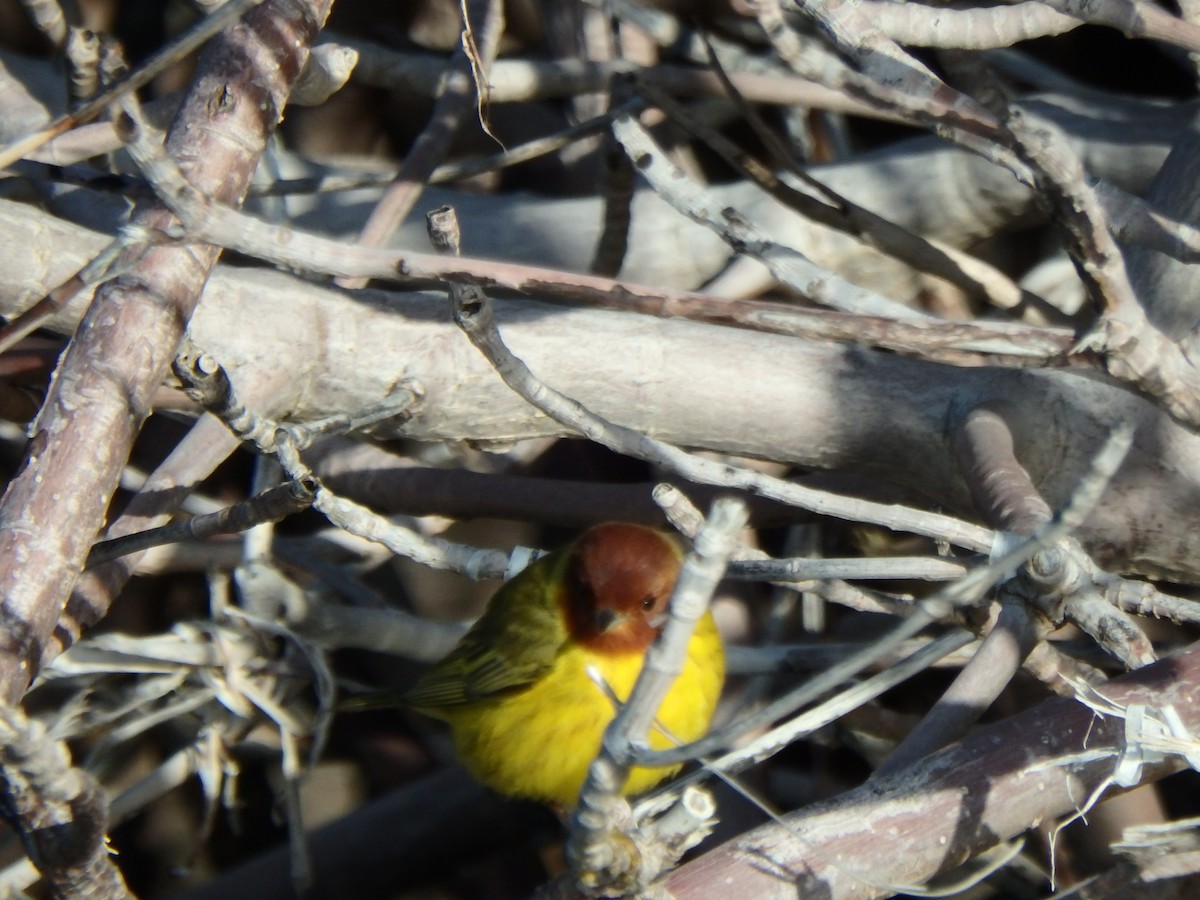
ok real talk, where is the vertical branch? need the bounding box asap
[590,116,636,278]
[65,27,101,111]
[1007,109,1200,428]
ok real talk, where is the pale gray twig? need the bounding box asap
[0,226,148,357]
[171,344,535,583]
[848,0,1200,53]
[873,601,1043,777]
[0,0,332,707]
[729,555,969,582]
[639,79,1030,312]
[673,628,975,790]
[769,0,1029,183]
[1035,0,1200,52]
[725,636,981,676]
[65,27,101,109]
[280,591,466,661]
[567,498,747,898]
[653,482,912,616]
[113,98,1083,367]
[1108,580,1200,626]
[342,33,886,114]
[636,423,1133,768]
[1009,108,1200,430]
[18,0,68,49]
[425,203,994,553]
[289,43,358,107]
[612,112,925,320]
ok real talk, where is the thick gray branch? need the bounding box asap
[5,202,1200,581]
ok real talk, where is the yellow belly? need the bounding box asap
[440,612,724,806]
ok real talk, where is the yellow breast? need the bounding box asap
[439,612,724,806]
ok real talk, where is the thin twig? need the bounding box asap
[60,415,243,672]
[66,27,101,110]
[567,497,747,897]
[17,0,67,49]
[612,112,924,320]
[1008,108,1200,429]
[114,109,1077,365]
[668,628,975,794]
[873,601,1044,777]
[170,346,535,582]
[654,483,911,616]
[766,0,1028,183]
[423,203,994,552]
[638,78,1031,312]
[336,0,505,290]
[86,478,316,568]
[0,0,334,705]
[636,423,1133,768]
[0,228,149,357]
[728,555,969,583]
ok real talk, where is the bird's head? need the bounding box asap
[560,523,683,655]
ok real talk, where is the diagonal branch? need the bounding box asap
[666,638,1200,898]
[0,0,333,704]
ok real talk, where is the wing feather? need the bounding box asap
[404,548,569,709]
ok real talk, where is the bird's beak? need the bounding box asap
[593,608,621,633]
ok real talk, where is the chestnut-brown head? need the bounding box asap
[559,523,683,655]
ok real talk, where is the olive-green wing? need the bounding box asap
[404,549,570,709]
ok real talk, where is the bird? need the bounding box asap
[383,522,724,807]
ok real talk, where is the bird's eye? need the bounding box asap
[641,595,656,611]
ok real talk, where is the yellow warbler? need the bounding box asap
[393,523,724,806]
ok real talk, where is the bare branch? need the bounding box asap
[0,0,266,169]
[668,639,1200,898]
[336,0,504,289]
[1008,108,1200,429]
[0,704,131,898]
[0,0,333,704]
[568,498,746,897]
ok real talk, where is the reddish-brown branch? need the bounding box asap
[0,0,332,703]
[51,415,242,668]
[666,640,1200,898]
